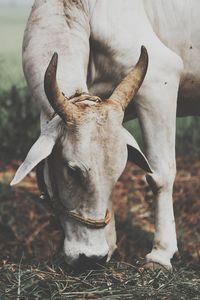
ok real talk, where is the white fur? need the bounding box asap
[11,0,200,268]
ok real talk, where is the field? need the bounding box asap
[0,4,199,300]
[0,6,30,90]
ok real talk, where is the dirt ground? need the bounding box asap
[0,157,199,299]
[0,156,199,265]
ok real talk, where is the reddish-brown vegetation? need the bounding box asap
[0,156,199,264]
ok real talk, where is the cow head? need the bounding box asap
[11,47,152,269]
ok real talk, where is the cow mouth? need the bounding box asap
[69,253,108,273]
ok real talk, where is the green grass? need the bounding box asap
[176,117,200,154]
[0,87,39,162]
[125,117,200,154]
[0,6,30,90]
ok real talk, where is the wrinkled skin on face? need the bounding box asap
[11,47,152,269]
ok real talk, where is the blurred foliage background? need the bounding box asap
[0,2,199,163]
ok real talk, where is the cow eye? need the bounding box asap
[67,162,86,183]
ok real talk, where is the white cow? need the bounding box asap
[11,0,200,270]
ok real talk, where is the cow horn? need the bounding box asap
[110,46,148,110]
[44,52,78,123]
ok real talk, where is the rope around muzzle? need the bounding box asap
[65,209,111,229]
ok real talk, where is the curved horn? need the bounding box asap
[44,53,78,123]
[110,46,148,110]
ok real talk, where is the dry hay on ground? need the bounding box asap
[0,259,199,299]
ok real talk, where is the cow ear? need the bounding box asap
[122,128,153,173]
[10,135,56,186]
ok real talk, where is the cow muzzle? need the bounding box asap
[68,253,108,272]
[63,226,110,271]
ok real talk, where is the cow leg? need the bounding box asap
[136,54,183,269]
[138,93,177,269]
